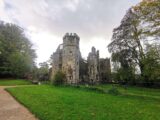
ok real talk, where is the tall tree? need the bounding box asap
[0,21,36,78]
[108,0,160,84]
[38,62,49,81]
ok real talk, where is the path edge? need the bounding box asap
[5,87,39,120]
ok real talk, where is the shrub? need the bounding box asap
[53,71,65,86]
[79,86,105,93]
[108,87,120,95]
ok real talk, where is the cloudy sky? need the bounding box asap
[0,0,141,64]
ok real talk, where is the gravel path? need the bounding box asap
[0,86,38,120]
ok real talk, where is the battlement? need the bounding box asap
[63,33,80,40]
[63,33,80,48]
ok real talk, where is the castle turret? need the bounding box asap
[62,33,80,84]
[87,47,100,84]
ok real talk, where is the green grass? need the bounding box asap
[95,84,160,100]
[6,85,160,120]
[0,79,32,86]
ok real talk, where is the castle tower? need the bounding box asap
[87,47,100,84]
[62,33,80,84]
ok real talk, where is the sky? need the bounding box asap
[0,0,141,64]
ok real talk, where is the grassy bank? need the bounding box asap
[6,85,160,120]
[94,84,160,100]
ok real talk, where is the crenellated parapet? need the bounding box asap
[62,33,80,84]
[63,33,80,49]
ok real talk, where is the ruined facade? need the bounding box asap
[51,33,80,84]
[51,33,111,85]
[62,33,80,84]
[51,44,63,78]
[87,47,100,84]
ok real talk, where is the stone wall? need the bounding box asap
[51,33,111,85]
[51,44,63,82]
[87,47,100,84]
[62,33,80,84]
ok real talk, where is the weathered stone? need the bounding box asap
[51,33,80,84]
[62,33,80,84]
[51,44,63,82]
[87,47,100,84]
[51,33,111,85]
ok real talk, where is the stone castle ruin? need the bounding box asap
[51,33,111,84]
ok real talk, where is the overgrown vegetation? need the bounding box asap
[108,87,120,95]
[52,71,66,85]
[32,62,50,82]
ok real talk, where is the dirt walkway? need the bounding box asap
[0,86,38,120]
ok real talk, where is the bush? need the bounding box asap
[52,71,65,86]
[82,86,105,93]
[108,87,120,95]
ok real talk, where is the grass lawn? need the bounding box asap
[0,79,32,86]
[97,84,160,100]
[6,85,160,120]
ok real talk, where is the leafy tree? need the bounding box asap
[111,49,137,84]
[38,62,49,81]
[142,44,160,84]
[108,8,142,83]
[0,21,36,78]
[134,0,160,39]
[108,0,160,85]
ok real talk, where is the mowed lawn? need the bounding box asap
[6,84,160,120]
[0,79,32,86]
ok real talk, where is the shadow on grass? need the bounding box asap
[53,84,106,94]
[121,93,160,102]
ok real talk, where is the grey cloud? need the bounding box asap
[3,0,141,39]
[1,0,141,62]
[4,2,13,10]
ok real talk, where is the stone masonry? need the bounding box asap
[87,47,100,84]
[51,44,63,81]
[51,33,80,84]
[62,33,80,84]
[51,33,111,85]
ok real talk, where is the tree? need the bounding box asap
[108,0,160,85]
[0,21,36,78]
[111,50,136,84]
[38,62,49,81]
[142,44,160,84]
[134,0,160,39]
[108,8,144,81]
